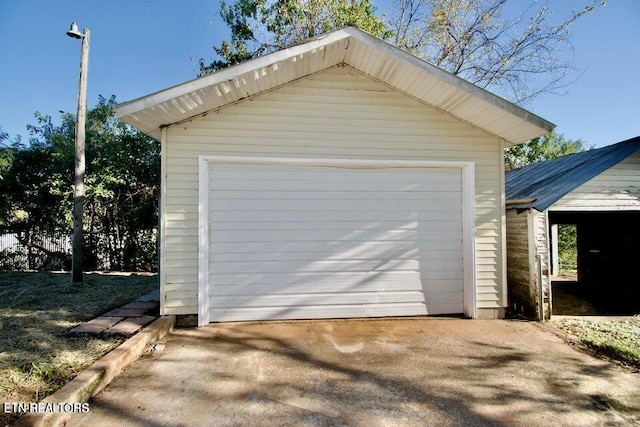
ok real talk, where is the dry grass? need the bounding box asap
[0,271,157,425]
[553,317,640,370]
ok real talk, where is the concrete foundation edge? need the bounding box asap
[15,315,176,427]
[475,307,506,320]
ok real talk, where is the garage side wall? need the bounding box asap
[161,66,504,317]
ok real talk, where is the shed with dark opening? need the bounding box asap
[505,136,640,318]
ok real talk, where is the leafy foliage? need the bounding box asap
[0,127,19,221]
[200,0,391,73]
[0,127,12,179]
[558,224,577,275]
[0,97,159,271]
[504,131,591,170]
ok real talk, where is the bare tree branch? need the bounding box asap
[389,0,604,104]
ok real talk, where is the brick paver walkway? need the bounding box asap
[69,289,159,336]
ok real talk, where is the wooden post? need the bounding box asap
[550,224,559,276]
[537,254,545,321]
[72,28,89,283]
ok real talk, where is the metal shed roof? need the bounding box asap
[116,26,553,143]
[506,136,640,211]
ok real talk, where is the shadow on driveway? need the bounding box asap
[67,318,640,426]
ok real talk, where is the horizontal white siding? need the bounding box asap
[551,150,640,211]
[162,65,503,315]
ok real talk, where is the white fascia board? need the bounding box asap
[116,30,352,119]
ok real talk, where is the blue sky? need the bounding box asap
[1,1,638,148]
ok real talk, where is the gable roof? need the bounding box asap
[116,27,553,142]
[506,136,640,211]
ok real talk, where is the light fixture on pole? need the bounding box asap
[66,22,90,283]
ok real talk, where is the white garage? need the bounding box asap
[116,27,554,325]
[198,157,475,322]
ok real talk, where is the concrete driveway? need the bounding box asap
[67,318,640,426]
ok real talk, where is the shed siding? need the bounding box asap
[551,150,640,211]
[163,65,503,315]
[506,208,550,319]
[531,209,551,319]
[506,209,529,287]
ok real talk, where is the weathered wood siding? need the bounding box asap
[551,150,640,211]
[506,209,529,287]
[531,209,551,319]
[506,208,550,319]
[162,65,504,316]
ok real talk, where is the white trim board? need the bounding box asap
[197,155,477,325]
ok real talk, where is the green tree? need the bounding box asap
[0,117,71,268]
[81,97,160,271]
[201,0,391,73]
[557,224,577,276]
[504,131,591,170]
[0,128,13,225]
[391,0,604,103]
[0,127,15,184]
[0,97,160,271]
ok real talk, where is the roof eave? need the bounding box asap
[116,29,352,119]
[117,26,554,143]
[342,27,555,140]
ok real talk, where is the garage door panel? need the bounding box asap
[210,277,463,295]
[210,259,421,274]
[209,258,464,274]
[211,249,463,262]
[211,198,462,212]
[210,228,461,243]
[211,167,461,183]
[211,270,422,287]
[212,179,463,192]
[206,162,467,321]
[212,188,462,200]
[210,266,464,284]
[209,242,420,262]
[211,210,462,222]
[209,239,463,255]
[211,290,446,308]
[212,220,416,231]
[210,302,454,322]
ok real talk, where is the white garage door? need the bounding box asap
[200,158,472,323]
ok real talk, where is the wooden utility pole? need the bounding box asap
[71,26,90,283]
